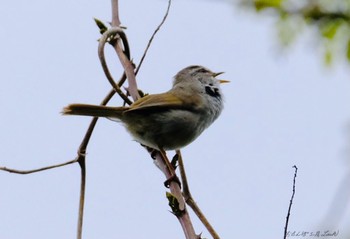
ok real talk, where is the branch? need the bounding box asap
[0,158,78,174]
[111,0,121,27]
[284,165,298,239]
[98,27,133,105]
[112,40,139,101]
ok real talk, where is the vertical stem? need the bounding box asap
[77,158,86,239]
[111,0,121,27]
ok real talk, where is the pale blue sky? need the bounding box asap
[0,1,349,238]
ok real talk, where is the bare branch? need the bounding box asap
[284,165,298,239]
[112,41,139,101]
[98,28,133,105]
[0,158,78,174]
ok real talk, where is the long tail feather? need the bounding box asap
[62,104,126,118]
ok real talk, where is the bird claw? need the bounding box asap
[164,174,181,188]
[171,154,179,169]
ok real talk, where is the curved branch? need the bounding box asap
[98,28,133,105]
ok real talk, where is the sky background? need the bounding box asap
[0,0,349,239]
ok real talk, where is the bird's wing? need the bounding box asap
[126,92,185,113]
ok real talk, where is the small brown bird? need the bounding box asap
[63,65,228,151]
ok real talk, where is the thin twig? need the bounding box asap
[177,150,221,239]
[284,165,298,239]
[0,158,78,174]
[135,0,172,75]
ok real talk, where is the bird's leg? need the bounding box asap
[144,146,181,188]
[159,149,181,188]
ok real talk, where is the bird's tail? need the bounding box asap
[62,104,126,118]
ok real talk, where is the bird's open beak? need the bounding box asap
[212,72,224,77]
[212,72,230,84]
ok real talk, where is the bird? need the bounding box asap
[62,65,228,151]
